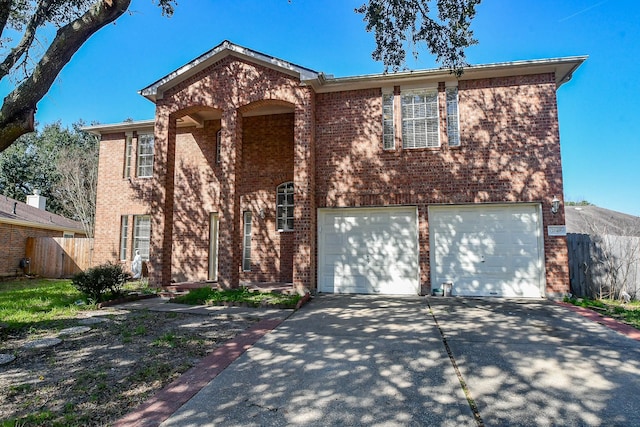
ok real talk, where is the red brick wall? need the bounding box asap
[150,56,312,287]
[314,73,569,296]
[166,115,296,284]
[238,113,295,283]
[0,223,68,277]
[170,121,220,282]
[93,132,153,272]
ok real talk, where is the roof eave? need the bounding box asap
[0,217,85,235]
[139,40,320,102]
[305,56,588,93]
[82,119,156,136]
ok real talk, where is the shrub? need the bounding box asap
[72,263,130,302]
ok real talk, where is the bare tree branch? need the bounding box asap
[55,143,98,237]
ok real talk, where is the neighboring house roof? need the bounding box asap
[139,40,587,102]
[83,119,155,136]
[565,206,640,237]
[0,195,85,234]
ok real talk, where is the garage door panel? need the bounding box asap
[324,232,343,246]
[454,279,540,298]
[430,204,544,298]
[319,207,419,295]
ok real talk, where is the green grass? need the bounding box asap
[1,411,55,426]
[0,279,91,331]
[122,279,157,295]
[152,332,179,348]
[173,287,301,308]
[565,297,640,330]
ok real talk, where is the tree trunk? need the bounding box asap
[0,0,132,152]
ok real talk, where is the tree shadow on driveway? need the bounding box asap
[430,298,640,427]
[162,295,475,426]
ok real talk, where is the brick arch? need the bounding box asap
[238,99,295,116]
[159,56,306,116]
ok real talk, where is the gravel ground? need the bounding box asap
[0,306,258,426]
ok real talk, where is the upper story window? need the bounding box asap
[446,87,460,147]
[382,93,395,150]
[137,134,154,178]
[124,135,133,178]
[401,90,440,149]
[276,182,294,231]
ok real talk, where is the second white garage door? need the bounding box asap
[318,207,420,295]
[429,204,545,298]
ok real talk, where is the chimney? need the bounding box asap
[26,189,47,211]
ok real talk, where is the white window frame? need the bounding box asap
[446,87,461,147]
[276,182,294,232]
[119,215,129,261]
[124,134,133,178]
[242,211,252,271]
[136,134,154,178]
[133,215,151,261]
[401,89,440,149]
[382,92,395,150]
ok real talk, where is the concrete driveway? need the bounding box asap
[160,296,640,427]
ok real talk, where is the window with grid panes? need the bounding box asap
[276,182,294,231]
[119,216,129,261]
[242,212,252,271]
[137,134,154,177]
[124,136,132,178]
[401,90,439,148]
[382,93,395,150]
[446,87,460,146]
[133,215,151,260]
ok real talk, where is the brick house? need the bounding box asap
[0,193,85,278]
[86,41,585,298]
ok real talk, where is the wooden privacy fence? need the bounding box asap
[25,237,94,278]
[567,233,640,299]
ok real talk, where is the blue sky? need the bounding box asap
[5,0,639,216]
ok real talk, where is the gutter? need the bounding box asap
[0,217,85,235]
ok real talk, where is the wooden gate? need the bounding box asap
[568,233,640,299]
[25,237,94,278]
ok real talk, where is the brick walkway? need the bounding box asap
[557,301,640,341]
[113,317,285,427]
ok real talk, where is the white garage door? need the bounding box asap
[318,207,420,295]
[429,204,545,298]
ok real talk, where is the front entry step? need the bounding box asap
[160,282,213,300]
[159,281,297,300]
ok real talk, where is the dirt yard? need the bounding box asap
[0,304,259,426]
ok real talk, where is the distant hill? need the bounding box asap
[565,205,640,236]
